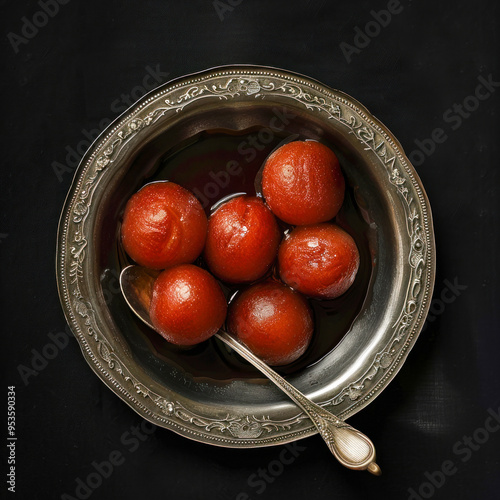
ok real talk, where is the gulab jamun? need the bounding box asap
[278,223,360,299]
[227,281,314,366]
[204,195,281,283]
[121,181,207,270]
[150,264,227,346]
[261,140,345,225]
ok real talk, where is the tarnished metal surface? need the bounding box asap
[56,65,435,448]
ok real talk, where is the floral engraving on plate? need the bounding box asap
[152,400,308,439]
[60,70,432,442]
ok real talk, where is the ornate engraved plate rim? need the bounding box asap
[56,65,435,448]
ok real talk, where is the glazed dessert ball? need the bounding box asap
[204,195,281,283]
[278,223,360,299]
[150,264,227,346]
[227,281,314,366]
[121,181,207,270]
[261,140,345,225]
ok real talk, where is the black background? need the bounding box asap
[1,1,499,499]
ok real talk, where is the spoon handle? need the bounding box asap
[216,331,381,475]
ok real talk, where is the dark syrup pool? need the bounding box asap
[112,129,373,380]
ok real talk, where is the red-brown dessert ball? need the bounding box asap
[121,181,207,270]
[150,264,227,346]
[204,195,281,284]
[227,281,314,366]
[278,223,360,299]
[261,141,345,225]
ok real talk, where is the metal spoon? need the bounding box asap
[119,265,381,475]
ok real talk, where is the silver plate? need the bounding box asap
[56,65,435,448]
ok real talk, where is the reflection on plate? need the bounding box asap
[56,65,435,447]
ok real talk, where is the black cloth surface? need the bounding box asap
[1,1,499,499]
